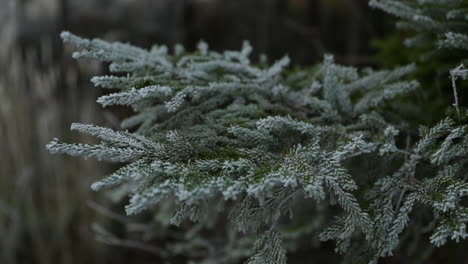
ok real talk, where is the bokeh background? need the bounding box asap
[0,0,406,263]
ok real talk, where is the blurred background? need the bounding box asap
[0,0,401,263]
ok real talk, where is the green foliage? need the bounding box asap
[47,6,468,262]
[370,0,468,124]
[370,0,468,59]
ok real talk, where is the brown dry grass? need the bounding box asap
[0,19,112,264]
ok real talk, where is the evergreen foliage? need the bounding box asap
[370,0,468,124]
[47,9,468,263]
[370,0,468,62]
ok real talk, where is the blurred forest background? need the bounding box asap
[0,0,445,263]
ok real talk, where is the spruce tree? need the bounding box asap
[47,1,468,262]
